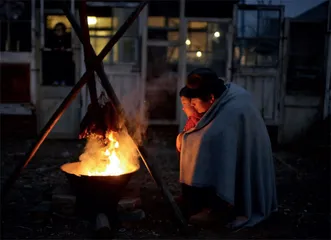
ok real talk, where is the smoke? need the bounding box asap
[118,87,148,146]
[72,83,148,177]
[144,45,180,118]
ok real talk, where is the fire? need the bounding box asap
[67,130,140,177]
[86,132,130,176]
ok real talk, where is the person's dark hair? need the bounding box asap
[54,22,67,32]
[179,86,191,98]
[186,68,226,101]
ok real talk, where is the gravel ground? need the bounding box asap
[0,134,329,239]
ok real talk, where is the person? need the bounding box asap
[47,22,73,86]
[49,22,71,50]
[178,68,278,229]
[176,87,204,152]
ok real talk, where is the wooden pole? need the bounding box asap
[1,1,147,200]
[62,2,187,227]
[79,0,98,106]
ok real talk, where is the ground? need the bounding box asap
[0,131,330,239]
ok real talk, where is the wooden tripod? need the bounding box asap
[1,0,187,227]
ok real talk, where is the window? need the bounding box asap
[0,1,31,52]
[234,8,281,67]
[46,15,72,31]
[286,21,326,95]
[148,17,165,27]
[43,14,75,86]
[88,7,139,64]
[45,15,72,50]
[186,21,228,77]
[148,17,179,41]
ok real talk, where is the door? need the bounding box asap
[144,8,182,125]
[324,2,331,119]
[231,4,284,125]
[80,2,146,124]
[37,0,81,139]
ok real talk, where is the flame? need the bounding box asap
[70,131,140,177]
[87,132,127,176]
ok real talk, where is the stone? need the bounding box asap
[117,197,141,212]
[52,194,76,216]
[30,201,52,223]
[118,209,146,222]
[95,213,111,239]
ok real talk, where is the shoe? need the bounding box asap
[226,216,248,230]
[188,208,220,227]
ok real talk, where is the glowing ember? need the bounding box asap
[66,131,140,177]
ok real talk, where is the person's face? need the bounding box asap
[55,26,64,37]
[181,96,195,117]
[191,95,215,113]
[180,96,191,106]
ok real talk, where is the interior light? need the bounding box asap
[87,16,97,25]
[185,39,191,45]
[214,31,220,38]
[196,51,202,58]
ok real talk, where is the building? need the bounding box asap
[278,0,330,144]
[0,0,328,145]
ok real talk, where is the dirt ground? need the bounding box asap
[0,133,330,239]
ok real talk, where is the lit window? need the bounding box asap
[88,16,112,29]
[46,15,71,31]
[89,30,112,37]
[189,22,207,29]
[168,18,179,28]
[148,17,165,27]
[187,32,207,52]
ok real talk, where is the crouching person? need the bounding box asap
[177,68,278,230]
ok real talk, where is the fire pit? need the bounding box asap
[61,130,140,219]
[61,162,139,219]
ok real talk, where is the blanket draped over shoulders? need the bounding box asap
[180,83,278,228]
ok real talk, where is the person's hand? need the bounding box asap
[176,132,184,152]
[182,104,196,117]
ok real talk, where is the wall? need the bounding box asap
[278,17,327,145]
[280,96,321,144]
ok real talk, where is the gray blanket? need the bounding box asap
[180,83,277,228]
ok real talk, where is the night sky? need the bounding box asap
[244,0,327,17]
